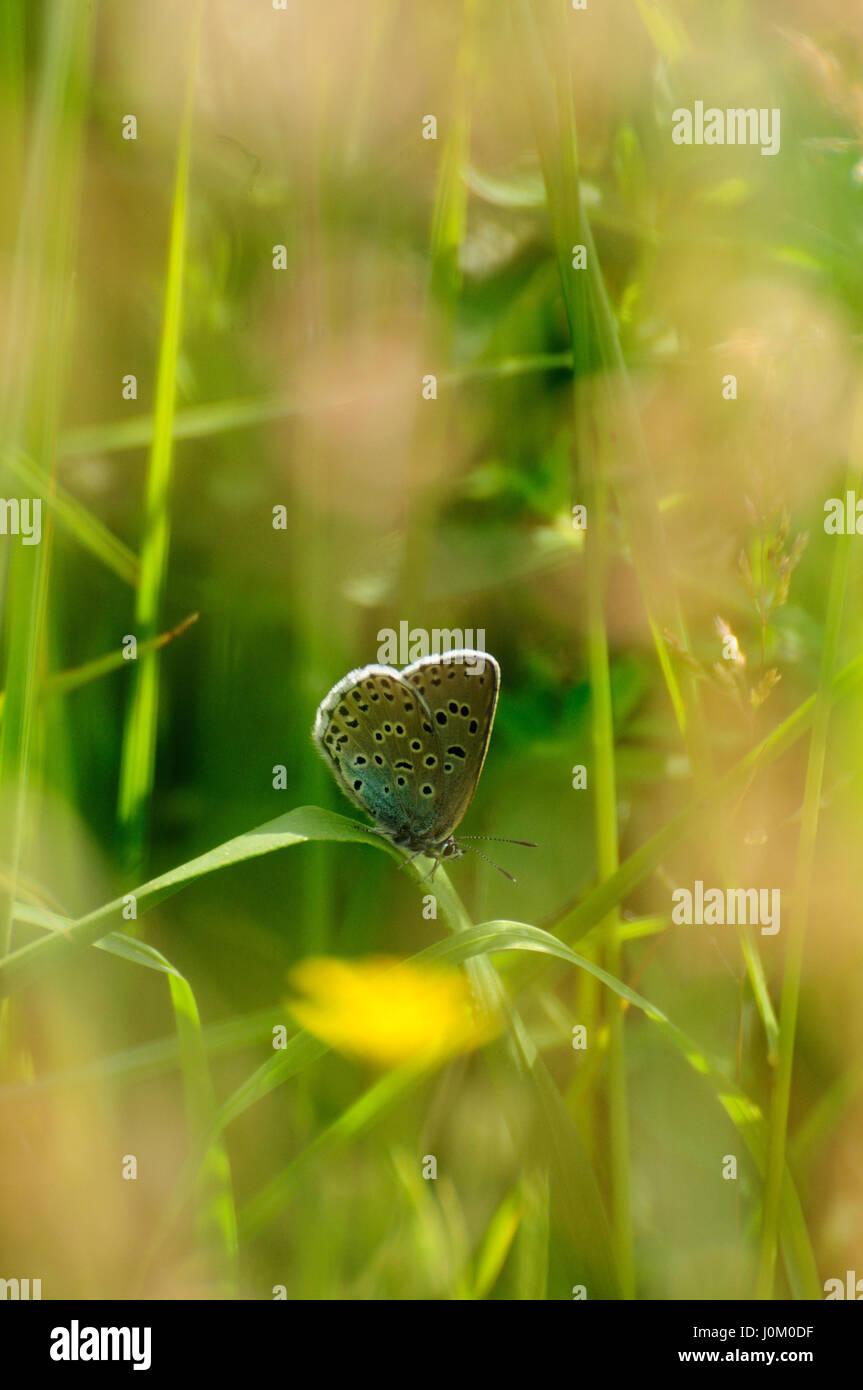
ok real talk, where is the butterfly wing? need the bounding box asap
[313,663,443,841]
[400,649,500,842]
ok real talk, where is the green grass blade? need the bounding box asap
[131,1029,330,1285]
[411,865,621,1299]
[552,650,863,948]
[0,2,94,974]
[0,1008,282,1101]
[168,970,238,1294]
[13,899,185,978]
[237,1062,428,1245]
[513,1169,549,1299]
[5,645,863,1003]
[14,891,237,1291]
[398,0,476,611]
[5,448,139,585]
[149,856,621,1298]
[757,452,858,1296]
[115,1,204,871]
[0,612,197,722]
[0,808,395,998]
[423,920,820,1297]
[467,1183,523,1299]
[58,353,575,457]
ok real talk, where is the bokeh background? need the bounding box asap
[1,0,862,1300]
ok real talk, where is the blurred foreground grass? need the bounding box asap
[1,0,862,1299]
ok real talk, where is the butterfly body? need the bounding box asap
[313,649,500,870]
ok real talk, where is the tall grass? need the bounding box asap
[116,1,205,873]
[1,0,860,1302]
[757,438,860,1296]
[0,3,93,966]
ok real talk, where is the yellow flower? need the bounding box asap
[287,956,498,1068]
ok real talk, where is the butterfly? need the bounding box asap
[313,649,535,879]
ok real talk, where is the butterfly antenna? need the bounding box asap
[460,843,517,883]
[458,835,538,848]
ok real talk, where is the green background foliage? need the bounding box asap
[1,0,862,1300]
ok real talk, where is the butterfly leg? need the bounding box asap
[356,824,391,843]
[396,847,427,873]
[417,856,441,884]
[353,825,441,881]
